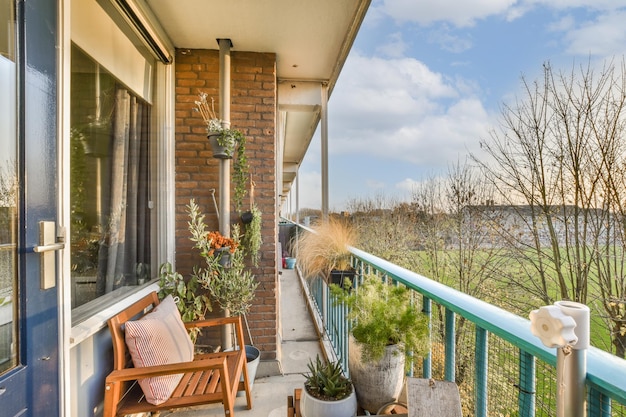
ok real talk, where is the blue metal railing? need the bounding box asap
[301,239,626,416]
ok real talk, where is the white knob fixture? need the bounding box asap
[529,305,577,348]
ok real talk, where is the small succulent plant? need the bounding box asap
[303,355,353,401]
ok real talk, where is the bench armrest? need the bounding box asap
[105,356,228,383]
[184,315,242,330]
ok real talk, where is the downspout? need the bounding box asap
[218,39,232,237]
[218,38,233,350]
[320,83,329,328]
[321,82,329,220]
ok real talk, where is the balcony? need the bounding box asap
[167,224,626,417]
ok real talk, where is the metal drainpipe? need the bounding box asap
[320,82,329,328]
[218,39,232,238]
[218,38,233,351]
[320,82,329,221]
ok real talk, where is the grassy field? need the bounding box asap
[405,247,620,355]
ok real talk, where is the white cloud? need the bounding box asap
[329,53,493,168]
[395,178,421,193]
[547,15,576,32]
[523,0,626,11]
[375,32,407,58]
[427,25,474,53]
[562,11,626,57]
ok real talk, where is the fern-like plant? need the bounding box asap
[331,274,429,366]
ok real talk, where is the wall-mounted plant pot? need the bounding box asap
[208,133,232,159]
[240,211,253,224]
[213,247,232,268]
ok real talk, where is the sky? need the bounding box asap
[292,0,626,212]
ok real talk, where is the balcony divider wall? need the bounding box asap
[174,49,279,360]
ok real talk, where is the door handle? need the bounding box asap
[36,221,65,290]
[33,242,65,253]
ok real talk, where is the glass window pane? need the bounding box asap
[70,44,152,309]
[0,0,18,375]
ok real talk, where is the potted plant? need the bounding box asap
[156,199,227,345]
[295,217,357,286]
[331,275,429,414]
[195,92,249,210]
[201,223,258,316]
[185,199,261,385]
[242,203,263,267]
[300,355,357,417]
[157,262,211,343]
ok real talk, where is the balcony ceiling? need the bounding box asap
[147,0,371,201]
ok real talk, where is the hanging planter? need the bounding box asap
[208,132,231,159]
[195,92,250,210]
[213,247,232,268]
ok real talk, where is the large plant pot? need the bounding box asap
[348,338,405,414]
[244,345,260,388]
[231,344,260,397]
[300,385,357,417]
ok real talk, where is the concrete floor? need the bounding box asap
[158,266,322,417]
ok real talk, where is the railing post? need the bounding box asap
[322,280,328,334]
[422,297,432,379]
[475,327,489,417]
[519,350,536,417]
[445,308,456,382]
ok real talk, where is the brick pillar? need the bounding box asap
[175,49,278,360]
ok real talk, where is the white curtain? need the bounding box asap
[97,88,150,294]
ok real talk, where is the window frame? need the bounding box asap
[63,0,174,337]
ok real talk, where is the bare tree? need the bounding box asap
[347,194,423,270]
[410,176,449,282]
[475,60,626,356]
[443,161,506,301]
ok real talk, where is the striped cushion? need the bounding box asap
[124,295,194,405]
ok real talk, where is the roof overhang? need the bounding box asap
[144,0,371,204]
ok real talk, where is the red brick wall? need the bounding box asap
[174,49,278,360]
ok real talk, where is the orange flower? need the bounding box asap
[206,231,239,254]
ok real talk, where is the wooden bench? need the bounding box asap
[103,292,252,417]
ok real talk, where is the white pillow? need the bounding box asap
[124,295,194,405]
